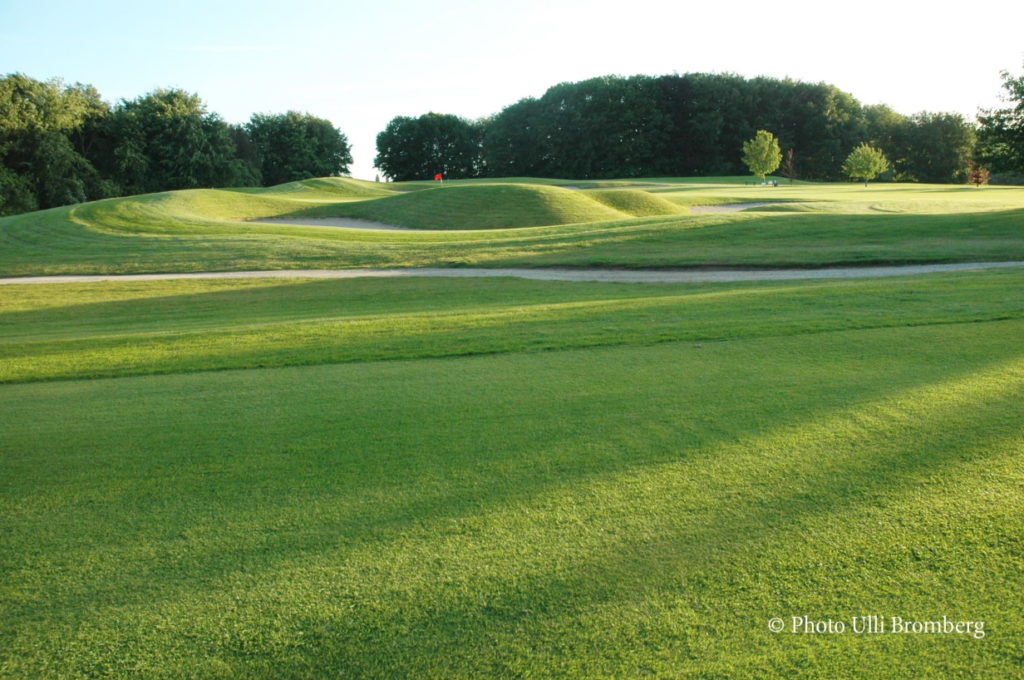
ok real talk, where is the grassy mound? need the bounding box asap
[253,176,395,200]
[585,188,690,216]
[315,183,629,229]
[2,177,1023,276]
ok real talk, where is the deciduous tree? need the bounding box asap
[0,74,108,215]
[966,160,990,187]
[977,64,1024,175]
[102,89,246,193]
[246,111,351,186]
[842,143,889,186]
[375,113,481,181]
[741,130,782,181]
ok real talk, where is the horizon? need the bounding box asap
[3,0,1022,180]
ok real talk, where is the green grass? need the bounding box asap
[583,188,690,216]
[2,268,1024,384]
[1,178,1022,275]
[307,183,632,228]
[1,280,1021,677]
[2,176,1023,677]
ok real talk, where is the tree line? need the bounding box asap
[0,73,351,216]
[376,71,1023,184]
[4,68,1023,217]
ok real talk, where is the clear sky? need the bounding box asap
[2,0,1022,180]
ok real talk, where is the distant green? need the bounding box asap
[1,177,1022,276]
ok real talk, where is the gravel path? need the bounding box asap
[3,261,1022,285]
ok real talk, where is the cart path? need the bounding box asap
[2,261,1023,285]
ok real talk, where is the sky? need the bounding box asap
[2,0,1022,180]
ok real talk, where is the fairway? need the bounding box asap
[1,178,1023,678]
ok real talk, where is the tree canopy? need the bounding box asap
[374,113,481,181]
[0,74,109,214]
[842,143,889,186]
[378,73,978,184]
[247,111,352,186]
[97,88,247,194]
[977,64,1024,176]
[0,74,354,216]
[741,130,782,180]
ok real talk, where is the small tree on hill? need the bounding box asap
[741,130,782,182]
[842,143,889,186]
[966,160,990,187]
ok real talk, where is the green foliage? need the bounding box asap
[865,106,977,182]
[246,111,352,185]
[375,112,482,181]
[0,74,109,215]
[977,63,1024,174]
[478,74,868,180]
[741,129,782,180]
[842,143,890,185]
[480,97,547,177]
[0,76,352,216]
[101,89,247,194]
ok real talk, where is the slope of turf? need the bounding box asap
[309,183,630,229]
[583,188,690,216]
[1,310,1020,678]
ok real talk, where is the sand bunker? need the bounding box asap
[248,217,415,231]
[689,202,776,213]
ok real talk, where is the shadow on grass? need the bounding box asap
[3,271,1024,384]
[219,340,1024,677]
[2,321,1023,676]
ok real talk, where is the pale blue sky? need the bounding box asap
[2,0,1023,179]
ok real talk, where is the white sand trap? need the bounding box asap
[690,202,777,213]
[248,217,415,231]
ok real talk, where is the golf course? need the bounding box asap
[2,177,1023,678]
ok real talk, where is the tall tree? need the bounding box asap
[842,143,889,186]
[977,64,1024,175]
[899,112,976,183]
[375,112,481,181]
[0,74,109,215]
[246,111,351,186]
[102,89,248,193]
[741,130,782,181]
[482,98,547,177]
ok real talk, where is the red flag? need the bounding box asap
[434,173,443,181]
